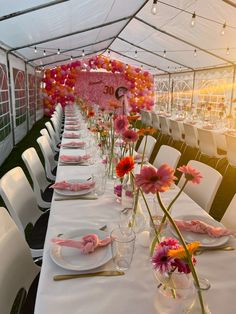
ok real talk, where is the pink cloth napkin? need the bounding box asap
[52,234,112,254]
[65,121,80,125]
[175,219,234,238]
[60,141,85,148]
[50,180,95,191]
[60,154,90,163]
[65,125,80,130]
[64,132,80,138]
[202,125,214,130]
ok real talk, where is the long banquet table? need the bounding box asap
[34,110,236,314]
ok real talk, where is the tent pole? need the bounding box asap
[191,71,196,108]
[24,63,29,131]
[6,52,16,146]
[0,0,70,22]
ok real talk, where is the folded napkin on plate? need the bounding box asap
[60,154,90,163]
[202,125,214,130]
[50,180,95,191]
[65,121,80,125]
[52,234,112,254]
[175,219,234,238]
[60,141,85,148]
[64,132,80,138]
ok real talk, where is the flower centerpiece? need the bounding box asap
[134,163,207,313]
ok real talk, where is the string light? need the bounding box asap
[135,50,138,58]
[107,49,110,57]
[43,50,46,56]
[34,46,37,53]
[194,49,197,57]
[151,0,158,15]
[163,50,166,58]
[82,49,85,57]
[70,55,73,60]
[226,47,230,55]
[191,11,196,27]
[57,48,60,55]
[221,22,226,35]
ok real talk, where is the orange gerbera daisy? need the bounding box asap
[168,241,200,260]
[138,127,156,136]
[116,156,135,178]
[127,115,140,123]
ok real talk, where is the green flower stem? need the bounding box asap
[156,192,206,314]
[157,180,188,235]
[141,135,147,168]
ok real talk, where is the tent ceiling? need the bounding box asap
[0,0,236,73]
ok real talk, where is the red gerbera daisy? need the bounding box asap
[116,156,135,178]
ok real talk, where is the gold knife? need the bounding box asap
[53,271,125,281]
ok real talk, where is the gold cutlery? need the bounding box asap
[54,196,98,201]
[195,246,235,255]
[53,270,125,281]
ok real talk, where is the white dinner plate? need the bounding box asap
[54,179,94,196]
[65,127,80,131]
[170,214,230,247]
[62,143,86,149]
[60,157,90,165]
[50,228,112,271]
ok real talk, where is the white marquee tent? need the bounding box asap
[1,0,236,164]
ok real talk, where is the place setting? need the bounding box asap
[59,154,93,166]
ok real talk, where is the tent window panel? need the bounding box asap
[28,73,36,121]
[0,63,11,142]
[173,79,193,110]
[13,68,26,127]
[154,78,170,111]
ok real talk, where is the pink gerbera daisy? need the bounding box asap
[177,165,202,184]
[135,164,176,194]
[122,129,139,143]
[114,115,129,134]
[151,246,174,273]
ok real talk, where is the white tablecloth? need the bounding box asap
[34,117,236,314]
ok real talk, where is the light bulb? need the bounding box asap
[226,47,230,55]
[43,50,46,56]
[191,12,196,27]
[107,50,110,57]
[163,50,166,58]
[34,46,37,53]
[70,56,73,60]
[57,48,60,55]
[135,50,138,58]
[151,0,157,15]
[221,22,226,35]
[194,49,197,57]
[82,49,85,57]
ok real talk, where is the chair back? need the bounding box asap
[169,120,184,141]
[159,116,170,135]
[0,167,42,234]
[40,128,59,152]
[225,133,236,167]
[22,148,51,208]
[183,123,199,148]
[151,112,160,130]
[37,136,57,181]
[0,207,40,314]
[45,121,60,144]
[137,135,156,160]
[178,160,222,212]
[197,128,217,157]
[221,194,236,231]
[153,145,181,169]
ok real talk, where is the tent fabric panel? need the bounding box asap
[0,0,49,16]
[27,65,36,129]
[0,0,144,48]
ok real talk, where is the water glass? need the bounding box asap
[110,227,136,271]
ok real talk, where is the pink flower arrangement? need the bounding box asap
[114,115,128,134]
[135,164,176,194]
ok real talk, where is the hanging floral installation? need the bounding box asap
[42,55,154,116]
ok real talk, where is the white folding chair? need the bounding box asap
[224,133,236,173]
[45,121,61,145]
[0,167,49,257]
[153,145,181,170]
[0,207,40,314]
[197,128,226,167]
[221,194,236,232]
[40,127,59,153]
[159,115,172,143]
[178,160,222,213]
[169,119,185,150]
[22,147,53,209]
[136,135,156,161]
[183,123,200,158]
[37,135,58,181]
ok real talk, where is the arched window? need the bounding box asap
[13,68,26,126]
[0,63,10,141]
